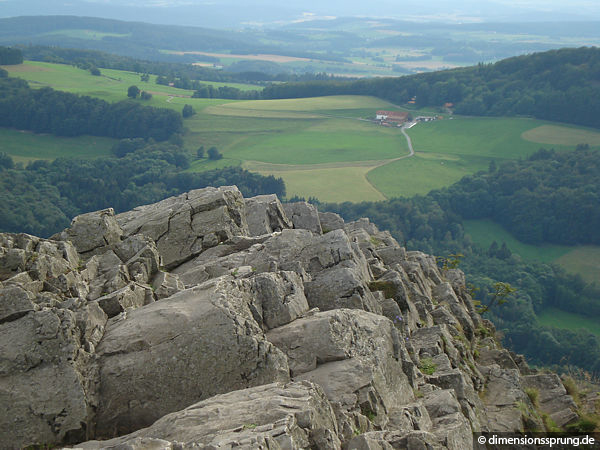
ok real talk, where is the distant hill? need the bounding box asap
[264,46,600,129]
[0,15,343,64]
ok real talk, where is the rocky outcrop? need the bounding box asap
[0,186,581,449]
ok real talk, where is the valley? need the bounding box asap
[2,49,600,363]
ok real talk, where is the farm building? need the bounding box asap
[375,110,409,123]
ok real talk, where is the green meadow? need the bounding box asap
[3,61,259,107]
[0,128,115,164]
[4,61,600,205]
[463,219,572,263]
[538,307,600,337]
[464,219,600,285]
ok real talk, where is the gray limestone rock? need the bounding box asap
[54,208,123,256]
[319,211,345,232]
[0,187,580,448]
[95,276,290,438]
[250,270,309,330]
[283,201,323,234]
[151,271,184,300]
[432,282,475,340]
[268,309,413,431]
[0,309,91,448]
[522,374,578,427]
[115,186,249,269]
[95,282,147,317]
[0,285,37,323]
[245,194,292,236]
[304,262,380,313]
[77,381,341,449]
[479,365,543,432]
[476,348,519,370]
[346,430,444,450]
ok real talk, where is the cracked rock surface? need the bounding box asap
[0,186,581,449]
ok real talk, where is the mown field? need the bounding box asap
[4,60,600,204]
[2,61,257,107]
[0,128,115,164]
[538,307,600,337]
[464,219,600,285]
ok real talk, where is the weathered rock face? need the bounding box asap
[78,381,341,449]
[115,186,249,269]
[0,186,582,449]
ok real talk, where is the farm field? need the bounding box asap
[0,128,115,164]
[464,219,600,284]
[2,61,258,108]
[538,307,600,337]
[4,61,600,203]
[463,219,572,263]
[555,246,600,285]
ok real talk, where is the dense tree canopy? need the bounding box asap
[0,143,285,238]
[0,46,23,65]
[0,76,182,140]
[435,147,600,245]
[262,47,600,129]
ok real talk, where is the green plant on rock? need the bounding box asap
[566,416,598,433]
[476,282,516,315]
[361,406,376,422]
[525,387,539,408]
[369,235,382,246]
[541,413,561,432]
[419,357,437,376]
[436,253,464,270]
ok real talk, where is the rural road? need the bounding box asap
[400,124,416,159]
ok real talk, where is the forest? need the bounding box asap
[262,47,600,129]
[0,45,23,65]
[0,142,285,238]
[0,74,182,141]
[435,146,600,245]
[318,147,600,375]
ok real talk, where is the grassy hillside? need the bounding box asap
[0,128,115,164]
[2,61,258,106]
[464,219,572,263]
[464,219,600,285]
[4,60,600,203]
[538,307,600,337]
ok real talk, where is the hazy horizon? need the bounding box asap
[1,0,600,28]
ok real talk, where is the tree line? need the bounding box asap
[0,142,285,238]
[0,46,23,65]
[19,45,348,85]
[434,146,600,245]
[261,47,600,129]
[0,75,182,140]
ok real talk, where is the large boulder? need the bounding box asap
[245,194,292,236]
[78,381,341,449]
[115,186,249,269]
[0,308,98,448]
[283,201,323,234]
[94,276,290,438]
[522,374,578,427]
[53,208,122,257]
[267,309,414,437]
